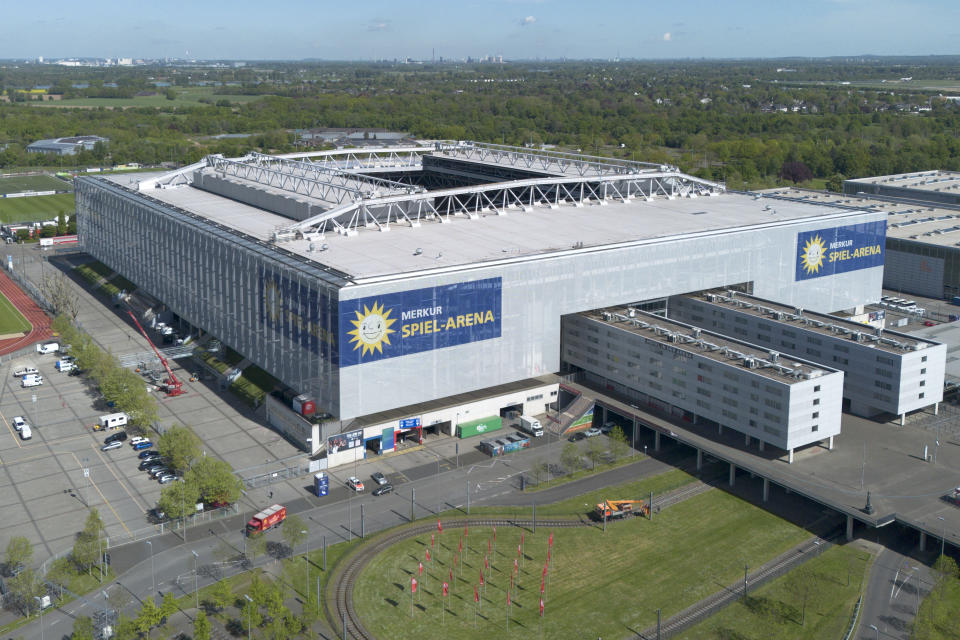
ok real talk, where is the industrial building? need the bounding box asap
[27,135,108,156]
[761,185,960,299]
[562,308,843,460]
[76,142,890,462]
[669,291,946,421]
[844,170,960,207]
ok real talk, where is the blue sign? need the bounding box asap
[399,417,421,429]
[795,221,886,281]
[339,277,502,367]
[258,267,338,362]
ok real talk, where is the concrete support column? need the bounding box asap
[788,448,794,464]
[920,531,927,552]
[696,449,703,471]
[759,440,765,452]
[762,478,769,503]
[654,431,661,452]
[934,402,940,416]
[693,414,698,425]
[718,424,723,435]
[900,413,905,426]
[728,462,736,487]
[601,406,607,423]
[827,435,834,451]
[846,515,854,541]
[745,433,750,446]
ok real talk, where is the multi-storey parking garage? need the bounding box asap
[77,142,896,462]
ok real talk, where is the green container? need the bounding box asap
[457,415,503,439]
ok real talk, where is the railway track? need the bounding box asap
[327,480,720,639]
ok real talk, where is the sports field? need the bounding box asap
[354,487,811,639]
[0,174,72,195]
[0,193,75,223]
[0,291,31,335]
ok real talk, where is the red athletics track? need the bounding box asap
[0,269,52,356]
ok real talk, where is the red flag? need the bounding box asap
[459,538,462,553]
[540,578,545,593]
[518,544,521,558]
[542,564,548,577]
[465,524,469,537]
[474,586,479,603]
[547,548,551,562]
[418,561,423,576]
[438,520,443,533]
[411,577,418,593]
[514,558,518,574]
[539,597,544,616]
[454,556,458,568]
[548,531,553,547]
[493,526,496,541]
[480,570,484,586]
[484,555,489,569]
[509,574,513,591]
[431,533,435,547]
[442,582,449,597]
[521,532,524,545]
[449,568,453,583]
[506,591,511,606]
[426,549,431,562]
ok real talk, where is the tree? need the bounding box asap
[786,565,817,626]
[242,598,262,633]
[41,274,81,320]
[73,509,106,575]
[560,442,581,474]
[193,610,211,640]
[5,536,33,572]
[158,592,178,623]
[185,457,243,505]
[7,567,44,614]
[57,211,67,235]
[157,478,201,519]
[206,579,232,612]
[608,426,630,461]
[932,554,959,584]
[532,459,549,484]
[247,533,268,567]
[282,514,308,556]
[157,425,201,473]
[826,173,845,192]
[71,615,95,640]
[135,597,161,637]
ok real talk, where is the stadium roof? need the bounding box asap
[105,144,882,284]
[845,170,960,195]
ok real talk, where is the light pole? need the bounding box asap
[181,478,187,543]
[938,516,946,557]
[191,550,199,610]
[301,530,308,599]
[424,449,442,514]
[146,540,155,593]
[34,596,44,640]
[869,623,879,640]
[244,594,253,640]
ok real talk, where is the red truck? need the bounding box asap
[246,504,286,535]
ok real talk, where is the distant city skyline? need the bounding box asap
[3,0,958,62]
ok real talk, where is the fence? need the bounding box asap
[103,503,241,547]
[841,595,863,640]
[6,264,52,313]
[238,456,320,489]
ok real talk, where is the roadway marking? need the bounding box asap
[90,442,148,512]
[67,451,131,536]
[0,412,23,449]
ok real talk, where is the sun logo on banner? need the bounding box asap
[347,301,396,356]
[800,234,826,275]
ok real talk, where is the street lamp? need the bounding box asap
[424,449,442,514]
[34,596,44,640]
[191,550,199,610]
[146,540,155,593]
[181,478,187,543]
[869,623,879,640]
[301,530,309,599]
[938,516,946,557]
[244,594,253,640]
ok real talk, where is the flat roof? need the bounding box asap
[846,170,960,194]
[109,172,880,282]
[581,307,834,383]
[686,290,939,355]
[759,186,960,247]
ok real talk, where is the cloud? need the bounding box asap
[662,32,672,41]
[367,19,389,32]
[520,15,536,26]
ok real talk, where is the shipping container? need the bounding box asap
[457,415,502,439]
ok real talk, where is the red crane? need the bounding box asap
[128,311,184,397]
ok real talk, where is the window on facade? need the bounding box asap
[813,398,820,406]
[812,412,819,419]
[811,425,819,432]
[919,392,925,399]
[921,368,927,375]
[920,380,926,387]
[814,385,821,392]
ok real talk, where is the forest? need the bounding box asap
[1,57,959,188]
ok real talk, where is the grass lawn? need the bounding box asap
[354,489,811,639]
[912,574,960,639]
[0,174,72,194]
[466,468,697,518]
[525,453,649,492]
[0,290,31,334]
[680,544,874,640]
[230,364,280,407]
[0,193,75,222]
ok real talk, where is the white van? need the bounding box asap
[96,412,129,431]
[21,374,43,388]
[12,366,38,378]
[36,342,59,355]
[20,424,32,440]
[56,360,76,373]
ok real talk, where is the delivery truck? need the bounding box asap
[518,415,543,437]
[246,504,286,535]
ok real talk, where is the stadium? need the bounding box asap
[76,142,898,464]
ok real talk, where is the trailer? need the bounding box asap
[246,504,286,535]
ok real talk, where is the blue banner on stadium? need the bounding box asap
[339,277,502,367]
[795,221,886,281]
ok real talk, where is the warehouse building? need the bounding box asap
[669,290,946,421]
[27,135,108,155]
[562,308,843,461]
[844,170,960,207]
[76,142,887,459]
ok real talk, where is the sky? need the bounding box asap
[4,0,959,61]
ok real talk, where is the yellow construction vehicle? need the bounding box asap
[594,499,649,520]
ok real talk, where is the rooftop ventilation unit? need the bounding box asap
[692,328,701,338]
[769,350,779,362]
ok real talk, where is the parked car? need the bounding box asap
[150,467,172,478]
[11,416,26,432]
[584,427,602,437]
[371,471,387,485]
[138,450,161,460]
[12,366,38,378]
[129,436,148,445]
[139,459,164,471]
[104,431,128,445]
[372,483,393,496]
[158,474,178,484]
[132,440,153,451]
[569,432,586,442]
[600,421,616,434]
[101,441,123,452]
[147,508,169,523]
[347,476,364,492]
